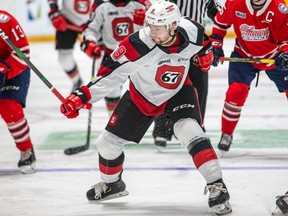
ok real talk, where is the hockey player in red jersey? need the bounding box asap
[210,0,288,154]
[80,0,147,115]
[48,0,93,92]
[60,1,232,214]
[0,10,36,174]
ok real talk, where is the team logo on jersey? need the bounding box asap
[240,24,269,41]
[155,65,185,89]
[0,14,10,23]
[108,114,118,126]
[279,3,288,14]
[235,11,246,19]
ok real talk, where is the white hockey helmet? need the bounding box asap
[145,0,181,30]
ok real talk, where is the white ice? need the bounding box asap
[0,39,287,216]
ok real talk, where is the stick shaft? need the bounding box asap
[219,57,275,64]
[85,57,96,144]
[0,28,65,102]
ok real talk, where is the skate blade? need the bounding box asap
[89,190,129,203]
[217,150,226,158]
[19,162,37,174]
[272,206,284,215]
[157,146,165,153]
[212,200,232,215]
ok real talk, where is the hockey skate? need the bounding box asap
[218,133,233,156]
[204,179,232,215]
[86,179,129,202]
[154,137,167,153]
[18,148,36,174]
[272,192,288,215]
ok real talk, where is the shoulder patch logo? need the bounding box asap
[279,3,288,14]
[111,45,126,61]
[235,11,246,19]
[0,14,10,23]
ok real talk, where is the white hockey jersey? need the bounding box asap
[48,0,92,26]
[83,0,146,51]
[88,17,205,116]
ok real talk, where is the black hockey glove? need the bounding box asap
[275,51,288,71]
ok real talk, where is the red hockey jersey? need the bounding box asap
[0,10,30,79]
[212,0,288,70]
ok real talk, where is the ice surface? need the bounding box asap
[0,39,287,216]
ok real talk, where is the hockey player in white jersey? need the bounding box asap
[48,0,93,91]
[80,0,146,115]
[60,1,232,215]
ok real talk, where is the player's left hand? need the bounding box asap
[275,51,288,71]
[60,86,92,119]
[0,60,10,87]
[193,35,214,72]
[133,8,146,26]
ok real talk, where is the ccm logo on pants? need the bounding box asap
[173,104,195,112]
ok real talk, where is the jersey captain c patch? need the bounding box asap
[155,65,185,89]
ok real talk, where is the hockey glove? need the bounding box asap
[60,86,92,119]
[133,8,146,26]
[275,51,288,71]
[48,9,67,31]
[210,34,224,66]
[0,60,10,87]
[192,35,214,72]
[80,40,102,59]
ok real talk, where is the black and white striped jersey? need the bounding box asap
[170,0,221,24]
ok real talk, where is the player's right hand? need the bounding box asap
[80,40,102,59]
[48,9,67,31]
[0,60,9,87]
[60,86,92,119]
[210,34,224,66]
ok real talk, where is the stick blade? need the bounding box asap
[64,144,89,155]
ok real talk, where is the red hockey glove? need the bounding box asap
[60,86,92,119]
[275,51,288,71]
[0,60,9,87]
[133,8,146,26]
[80,40,102,59]
[210,34,224,66]
[48,9,67,31]
[193,35,214,72]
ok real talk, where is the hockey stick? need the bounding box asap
[64,56,97,155]
[219,57,275,64]
[0,28,65,102]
